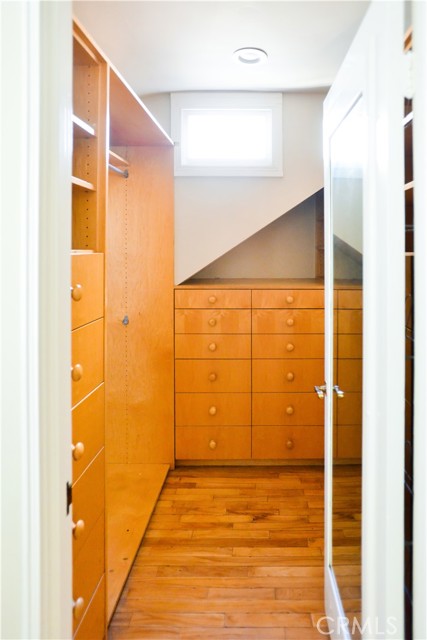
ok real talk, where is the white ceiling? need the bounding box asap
[73,1,369,97]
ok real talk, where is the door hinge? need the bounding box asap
[66,481,72,515]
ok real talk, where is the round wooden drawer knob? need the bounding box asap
[71,441,85,461]
[71,363,83,381]
[286,343,295,352]
[209,406,217,416]
[286,295,294,304]
[71,283,83,302]
[72,519,85,539]
[286,372,294,382]
[209,440,217,450]
[208,296,217,304]
[286,439,294,450]
[286,318,294,327]
[208,342,217,352]
[286,406,294,415]
[73,597,85,620]
[208,318,217,327]
[208,372,217,382]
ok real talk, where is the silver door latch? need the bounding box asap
[314,384,327,399]
[333,385,345,398]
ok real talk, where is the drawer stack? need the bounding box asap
[335,289,363,459]
[252,289,324,459]
[71,252,105,638]
[175,289,251,460]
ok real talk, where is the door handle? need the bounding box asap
[333,385,345,398]
[314,384,327,399]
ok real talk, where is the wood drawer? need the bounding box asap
[252,359,324,392]
[74,574,105,640]
[252,426,324,460]
[175,289,251,309]
[72,449,105,558]
[175,334,251,359]
[175,360,251,393]
[71,252,104,330]
[176,393,251,426]
[176,426,251,460]
[252,309,324,334]
[73,513,104,634]
[71,319,104,407]
[338,334,362,359]
[72,384,104,484]
[337,360,362,392]
[338,310,363,334]
[338,289,363,309]
[252,393,323,426]
[252,334,324,359]
[336,392,362,426]
[175,309,251,334]
[252,289,323,309]
[336,425,362,459]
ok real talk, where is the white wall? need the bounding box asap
[143,91,325,284]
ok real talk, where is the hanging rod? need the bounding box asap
[108,163,129,178]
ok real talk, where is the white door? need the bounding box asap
[323,2,405,638]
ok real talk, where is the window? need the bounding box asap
[171,92,283,177]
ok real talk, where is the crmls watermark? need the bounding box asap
[316,615,398,637]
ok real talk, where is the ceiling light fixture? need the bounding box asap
[233,47,268,65]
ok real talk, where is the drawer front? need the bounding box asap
[73,513,104,633]
[336,392,362,426]
[336,425,362,459]
[72,449,105,558]
[338,334,362,359]
[71,253,104,330]
[71,319,104,407]
[252,309,324,334]
[74,575,105,640]
[338,289,363,309]
[252,359,324,393]
[175,309,251,334]
[252,289,323,309]
[252,393,323,426]
[175,289,251,309]
[175,360,251,393]
[176,393,251,426]
[72,384,104,484]
[252,426,324,460]
[252,334,324,359]
[176,426,251,460]
[337,360,362,392]
[175,334,251,359]
[338,310,363,334]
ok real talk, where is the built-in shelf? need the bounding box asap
[72,114,96,138]
[108,149,129,168]
[72,176,96,191]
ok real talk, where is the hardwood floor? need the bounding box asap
[109,465,361,639]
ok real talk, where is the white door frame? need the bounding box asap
[1,2,72,637]
[323,2,405,638]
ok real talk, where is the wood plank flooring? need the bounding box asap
[109,465,361,640]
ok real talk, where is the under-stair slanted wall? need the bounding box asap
[142,91,326,284]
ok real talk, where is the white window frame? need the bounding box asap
[171,92,283,177]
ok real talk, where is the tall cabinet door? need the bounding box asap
[323,3,405,638]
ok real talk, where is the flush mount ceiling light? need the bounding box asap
[233,47,268,65]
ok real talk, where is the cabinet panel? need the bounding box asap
[71,319,104,407]
[72,449,105,558]
[175,289,251,309]
[336,425,362,459]
[73,513,104,634]
[71,252,104,330]
[336,392,362,425]
[175,334,251,359]
[175,309,251,334]
[338,334,362,359]
[252,289,323,309]
[176,426,251,460]
[252,359,324,393]
[337,359,362,392]
[252,426,324,459]
[252,309,324,334]
[338,290,363,309]
[176,393,251,426]
[338,309,363,334]
[252,393,323,425]
[252,334,324,359]
[72,384,104,484]
[175,359,251,393]
[74,575,105,640]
